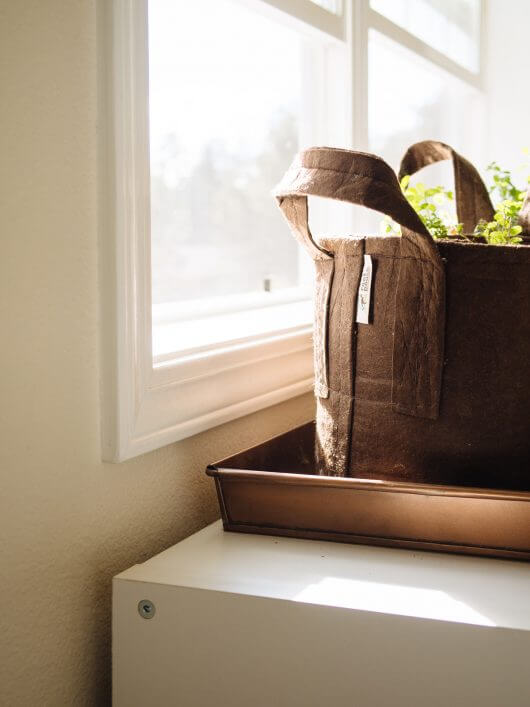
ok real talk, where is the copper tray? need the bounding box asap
[207,422,530,560]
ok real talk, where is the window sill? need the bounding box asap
[153,290,312,362]
[104,324,314,462]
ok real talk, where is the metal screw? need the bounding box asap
[138,599,156,619]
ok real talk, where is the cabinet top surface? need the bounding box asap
[115,521,530,630]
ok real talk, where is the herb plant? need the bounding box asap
[473,160,527,244]
[382,175,462,239]
[383,155,528,245]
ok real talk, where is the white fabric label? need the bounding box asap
[355,254,373,324]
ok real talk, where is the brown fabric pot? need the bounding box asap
[274,143,530,486]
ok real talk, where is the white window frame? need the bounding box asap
[100,0,484,462]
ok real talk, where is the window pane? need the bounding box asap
[367,30,484,229]
[148,0,307,308]
[370,0,481,72]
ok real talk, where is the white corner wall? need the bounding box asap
[0,2,313,704]
[485,0,530,170]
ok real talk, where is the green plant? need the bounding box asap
[382,175,462,239]
[383,155,528,245]
[473,200,523,244]
[473,160,527,244]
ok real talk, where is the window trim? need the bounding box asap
[100,0,483,462]
[101,0,323,461]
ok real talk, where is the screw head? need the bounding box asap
[138,599,156,619]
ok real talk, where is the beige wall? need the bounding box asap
[0,2,313,704]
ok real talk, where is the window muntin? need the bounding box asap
[309,0,342,12]
[370,0,481,72]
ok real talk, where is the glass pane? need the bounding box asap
[367,30,484,230]
[370,0,481,72]
[148,0,306,308]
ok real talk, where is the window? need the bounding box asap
[102,0,483,461]
[149,0,315,360]
[370,0,481,72]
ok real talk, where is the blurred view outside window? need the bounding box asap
[149,0,304,307]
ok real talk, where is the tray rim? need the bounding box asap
[208,420,530,501]
[206,466,530,503]
[207,422,530,561]
[207,469,530,560]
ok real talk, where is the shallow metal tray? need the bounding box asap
[207,422,530,560]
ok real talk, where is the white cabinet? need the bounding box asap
[113,521,530,706]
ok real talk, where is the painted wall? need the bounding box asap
[485,0,530,171]
[0,2,313,704]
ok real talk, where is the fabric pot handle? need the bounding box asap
[398,140,494,234]
[274,146,441,265]
[274,147,445,420]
